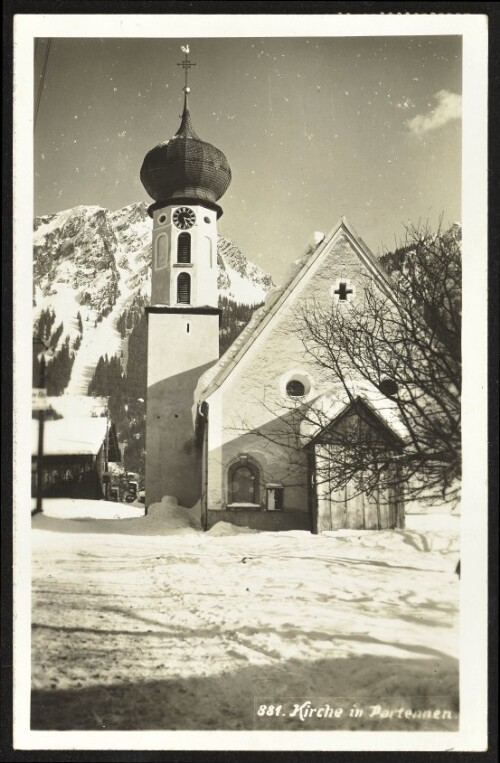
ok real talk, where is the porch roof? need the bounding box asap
[299,384,409,448]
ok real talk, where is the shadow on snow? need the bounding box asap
[31,651,459,732]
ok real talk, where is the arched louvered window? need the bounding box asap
[177,233,191,264]
[177,273,191,304]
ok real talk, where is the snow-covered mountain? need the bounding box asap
[33,202,274,395]
[217,235,274,302]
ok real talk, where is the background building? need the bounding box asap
[31,417,120,500]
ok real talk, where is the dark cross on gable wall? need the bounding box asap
[334,282,353,301]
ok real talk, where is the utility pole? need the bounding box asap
[104,407,110,501]
[32,338,48,515]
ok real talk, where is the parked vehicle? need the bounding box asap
[125,480,139,503]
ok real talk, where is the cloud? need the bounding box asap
[407,90,462,136]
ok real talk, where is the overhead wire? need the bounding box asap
[34,38,51,129]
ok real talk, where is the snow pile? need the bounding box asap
[32,495,201,536]
[145,495,202,533]
[206,521,258,536]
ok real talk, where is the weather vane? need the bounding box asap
[177,44,196,95]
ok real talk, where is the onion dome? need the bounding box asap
[140,93,232,210]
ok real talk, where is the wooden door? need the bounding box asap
[230,464,257,504]
[314,444,400,531]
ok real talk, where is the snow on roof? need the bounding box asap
[194,216,394,408]
[45,395,109,419]
[299,381,409,446]
[32,417,109,457]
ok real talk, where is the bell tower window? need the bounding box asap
[177,233,191,264]
[177,273,191,304]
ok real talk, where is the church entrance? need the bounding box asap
[309,400,405,533]
[316,476,400,532]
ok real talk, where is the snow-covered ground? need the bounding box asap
[31,497,460,731]
[30,497,145,520]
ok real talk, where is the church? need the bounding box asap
[139,53,406,533]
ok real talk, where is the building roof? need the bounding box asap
[140,94,232,206]
[32,417,120,460]
[194,216,395,408]
[44,395,109,419]
[298,384,409,447]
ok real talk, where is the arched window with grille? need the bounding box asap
[228,459,260,505]
[177,272,191,304]
[177,233,191,264]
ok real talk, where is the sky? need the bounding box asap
[34,35,462,284]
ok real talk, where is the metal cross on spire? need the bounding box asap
[177,44,196,96]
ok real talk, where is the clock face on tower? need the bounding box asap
[173,206,196,230]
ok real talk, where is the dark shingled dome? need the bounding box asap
[140,100,232,205]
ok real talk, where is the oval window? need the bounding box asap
[379,379,399,397]
[286,379,306,397]
[158,214,167,224]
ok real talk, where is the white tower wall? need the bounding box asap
[145,307,220,508]
[151,204,219,307]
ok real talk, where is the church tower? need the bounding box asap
[140,48,231,507]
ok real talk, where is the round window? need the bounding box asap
[379,378,399,397]
[286,379,306,397]
[158,214,167,224]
